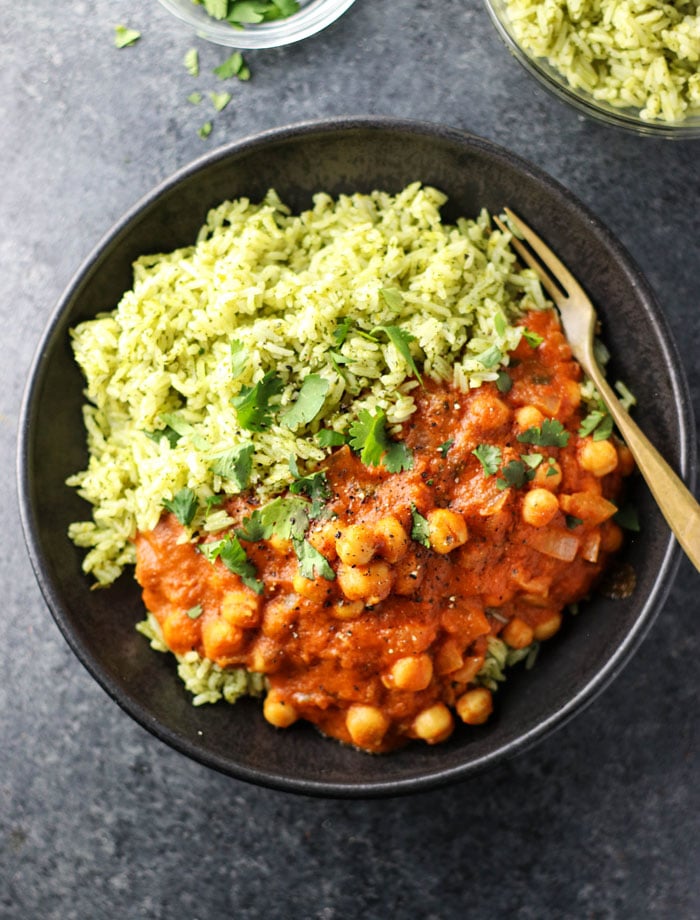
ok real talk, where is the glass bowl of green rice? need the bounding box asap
[156,0,357,48]
[484,0,700,137]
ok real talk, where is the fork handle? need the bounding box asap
[587,364,700,572]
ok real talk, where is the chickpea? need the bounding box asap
[292,571,333,603]
[515,405,544,431]
[335,524,376,566]
[521,488,560,527]
[427,508,468,554]
[331,599,365,621]
[389,654,433,691]
[451,654,485,684]
[374,516,410,563]
[456,687,493,725]
[578,438,618,477]
[161,608,200,655]
[533,611,563,641]
[600,521,624,554]
[201,616,244,662]
[532,459,562,490]
[470,391,511,431]
[337,560,393,605]
[220,589,261,628]
[413,703,454,744]
[501,616,534,649]
[346,704,390,748]
[263,691,298,728]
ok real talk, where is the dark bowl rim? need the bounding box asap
[17,115,696,797]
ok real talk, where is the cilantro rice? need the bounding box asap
[67,183,548,585]
[502,0,700,123]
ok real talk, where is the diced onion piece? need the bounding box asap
[580,530,601,563]
[526,528,580,562]
[559,492,618,525]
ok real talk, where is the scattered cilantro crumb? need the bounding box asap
[184,48,200,76]
[198,121,213,139]
[210,90,232,112]
[188,91,203,105]
[162,487,198,527]
[114,25,141,48]
[472,443,502,476]
[214,51,250,81]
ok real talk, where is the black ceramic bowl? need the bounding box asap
[18,118,695,797]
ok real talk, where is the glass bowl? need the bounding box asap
[156,0,357,48]
[483,0,700,138]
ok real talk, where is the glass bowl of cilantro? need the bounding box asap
[157,0,357,48]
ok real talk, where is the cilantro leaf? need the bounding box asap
[231,371,283,431]
[473,444,502,476]
[565,515,584,530]
[162,487,198,526]
[230,339,248,378]
[578,403,613,440]
[184,48,199,76]
[288,466,332,517]
[114,25,140,48]
[438,439,454,459]
[236,497,310,544]
[213,51,249,80]
[332,318,353,346]
[517,418,570,448]
[410,504,431,548]
[198,122,213,139]
[522,328,544,348]
[210,91,232,112]
[496,370,513,394]
[188,92,202,105]
[478,345,503,369]
[280,374,329,429]
[159,413,211,450]
[496,460,535,491]
[348,408,413,471]
[293,538,335,581]
[613,503,640,532]
[522,453,543,469]
[372,325,423,385]
[201,0,229,17]
[186,605,203,619]
[210,443,254,491]
[316,429,347,448]
[200,534,263,593]
[144,425,181,448]
[379,288,403,311]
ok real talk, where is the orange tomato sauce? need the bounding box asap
[135,309,631,752]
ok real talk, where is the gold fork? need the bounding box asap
[494,208,700,573]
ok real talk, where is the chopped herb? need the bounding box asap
[231,371,283,431]
[199,534,263,593]
[293,538,335,581]
[495,370,513,394]
[198,121,213,139]
[348,408,414,472]
[522,328,544,348]
[199,0,229,17]
[546,458,559,477]
[579,403,613,441]
[213,50,249,81]
[473,443,502,476]
[114,25,141,48]
[230,339,248,378]
[379,287,403,311]
[316,429,347,448]
[517,418,570,448]
[210,443,254,491]
[496,460,535,491]
[210,90,232,112]
[159,413,210,450]
[144,425,181,448]
[187,92,203,105]
[280,374,329,429]
[494,312,507,337]
[410,504,431,548]
[372,325,423,385]
[236,496,310,543]
[614,380,637,411]
[186,605,203,619]
[614,503,640,532]
[288,458,331,516]
[478,344,503,369]
[438,439,454,459]
[162,487,198,526]
[205,495,224,510]
[522,453,543,469]
[565,515,584,530]
[332,318,353,346]
[184,48,199,76]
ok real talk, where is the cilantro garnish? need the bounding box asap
[565,515,584,530]
[472,444,502,476]
[410,504,431,548]
[348,408,414,472]
[162,487,198,526]
[517,419,570,448]
[210,443,254,491]
[210,91,232,112]
[316,430,347,448]
[478,345,503,369]
[522,453,543,470]
[293,538,335,581]
[159,413,211,450]
[186,605,203,619]
[199,534,263,594]
[230,339,248,378]
[579,404,614,441]
[188,92,202,105]
[332,318,353,347]
[213,51,250,81]
[236,497,310,543]
[280,374,329,429]
[613,503,640,532]
[231,371,283,431]
[144,425,181,448]
[438,439,454,459]
[496,460,536,491]
[114,25,140,48]
[522,328,544,348]
[496,370,513,394]
[372,325,423,386]
[198,122,213,139]
[288,457,332,517]
[379,288,403,311]
[202,0,299,25]
[184,48,199,76]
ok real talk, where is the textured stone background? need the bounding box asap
[1,1,698,917]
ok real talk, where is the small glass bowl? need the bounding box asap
[483,0,700,139]
[157,0,357,48]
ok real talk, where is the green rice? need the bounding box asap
[67,183,548,584]
[502,0,700,123]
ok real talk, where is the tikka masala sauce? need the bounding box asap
[135,309,632,752]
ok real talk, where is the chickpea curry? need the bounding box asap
[135,309,633,753]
